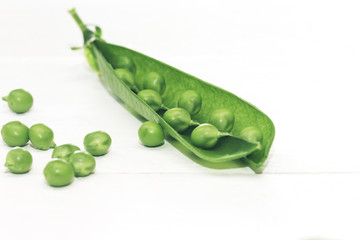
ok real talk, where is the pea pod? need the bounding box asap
[69,9,275,172]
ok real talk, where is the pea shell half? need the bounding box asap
[69,10,275,171]
[52,144,80,161]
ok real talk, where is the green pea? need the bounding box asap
[43,160,74,187]
[163,108,197,132]
[209,108,235,132]
[84,131,112,156]
[69,151,96,177]
[247,145,264,161]
[29,123,55,150]
[1,121,29,147]
[177,90,202,116]
[5,148,32,174]
[190,124,220,149]
[138,89,163,111]
[114,68,135,89]
[2,89,33,113]
[84,46,99,72]
[112,55,136,74]
[52,144,80,161]
[239,126,263,143]
[143,72,166,94]
[138,121,164,147]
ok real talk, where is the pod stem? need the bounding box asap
[50,142,56,148]
[2,96,8,101]
[132,86,140,93]
[68,8,87,32]
[218,132,231,138]
[161,105,169,111]
[190,120,200,126]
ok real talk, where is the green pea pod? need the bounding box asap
[69,9,275,173]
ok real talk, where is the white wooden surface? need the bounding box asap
[1,0,360,239]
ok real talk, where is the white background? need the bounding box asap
[1,0,360,239]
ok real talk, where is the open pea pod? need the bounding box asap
[69,9,275,172]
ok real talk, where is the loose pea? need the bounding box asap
[190,124,220,149]
[29,123,55,150]
[209,108,235,132]
[2,89,33,113]
[1,121,29,147]
[138,121,164,147]
[177,90,202,116]
[239,126,263,143]
[69,151,96,177]
[143,72,166,94]
[112,55,136,74]
[84,131,112,156]
[5,148,32,174]
[138,89,163,111]
[52,144,80,161]
[114,68,135,89]
[163,108,197,132]
[43,160,74,187]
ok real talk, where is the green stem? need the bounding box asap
[50,142,56,148]
[2,96,8,101]
[68,8,87,32]
[132,86,140,93]
[218,132,231,138]
[190,120,200,126]
[161,105,169,111]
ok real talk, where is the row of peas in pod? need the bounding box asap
[1,89,112,187]
[110,56,263,149]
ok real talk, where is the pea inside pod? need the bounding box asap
[84,46,99,72]
[209,108,235,132]
[114,68,136,90]
[177,90,202,116]
[163,108,199,133]
[112,55,136,74]
[239,126,263,143]
[142,72,166,95]
[190,124,230,149]
[138,89,168,111]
